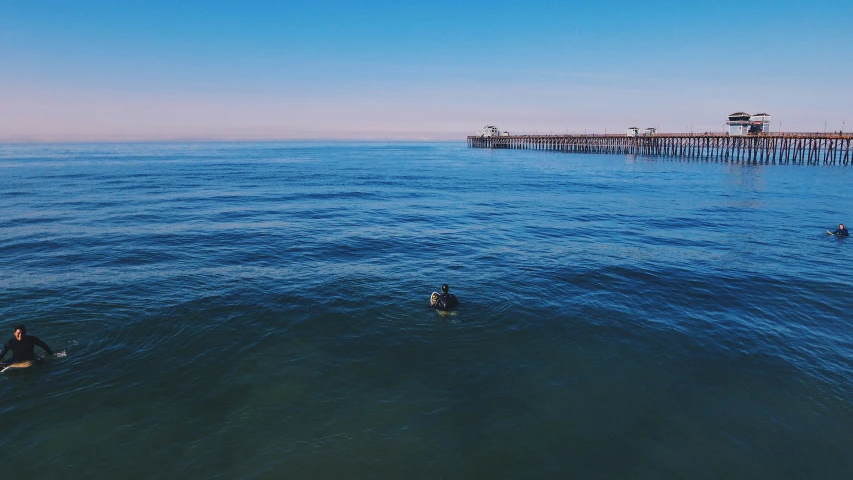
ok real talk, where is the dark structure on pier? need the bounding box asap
[468,133,853,165]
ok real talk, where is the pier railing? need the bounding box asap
[467,133,853,164]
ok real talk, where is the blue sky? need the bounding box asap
[1,0,851,141]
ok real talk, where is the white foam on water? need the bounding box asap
[54,350,67,358]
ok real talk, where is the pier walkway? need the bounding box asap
[468,133,853,164]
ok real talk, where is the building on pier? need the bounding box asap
[627,127,639,137]
[727,112,752,136]
[751,113,771,133]
[727,112,772,136]
[644,127,657,136]
[476,125,506,137]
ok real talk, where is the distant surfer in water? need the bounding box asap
[0,324,54,369]
[830,224,849,236]
[430,284,459,311]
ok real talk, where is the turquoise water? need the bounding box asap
[1,142,852,478]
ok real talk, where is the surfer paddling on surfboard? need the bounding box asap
[429,284,459,311]
[0,324,54,372]
[828,224,849,236]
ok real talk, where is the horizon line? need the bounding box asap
[0,137,467,145]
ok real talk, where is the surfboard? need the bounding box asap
[430,292,440,307]
[828,230,836,235]
[0,360,36,373]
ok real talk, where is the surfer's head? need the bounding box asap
[14,324,25,341]
[840,224,845,230]
[441,284,449,293]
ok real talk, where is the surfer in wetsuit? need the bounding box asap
[430,284,459,311]
[833,224,849,236]
[0,325,53,366]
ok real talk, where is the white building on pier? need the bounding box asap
[476,126,505,137]
[727,112,772,136]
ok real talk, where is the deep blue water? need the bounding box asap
[1,142,852,479]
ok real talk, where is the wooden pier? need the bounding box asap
[468,133,853,164]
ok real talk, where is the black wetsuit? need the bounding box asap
[0,335,53,364]
[834,227,849,237]
[433,293,459,311]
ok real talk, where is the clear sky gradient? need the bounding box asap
[1,0,851,141]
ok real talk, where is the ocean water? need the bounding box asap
[1,142,852,479]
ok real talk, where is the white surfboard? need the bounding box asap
[828,230,836,235]
[430,292,440,307]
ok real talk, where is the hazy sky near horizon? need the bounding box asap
[2,0,851,141]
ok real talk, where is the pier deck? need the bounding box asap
[468,133,853,164]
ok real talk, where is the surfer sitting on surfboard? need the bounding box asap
[0,324,53,368]
[430,284,459,311]
[830,224,849,236]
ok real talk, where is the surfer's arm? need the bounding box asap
[32,337,53,355]
[0,343,8,361]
